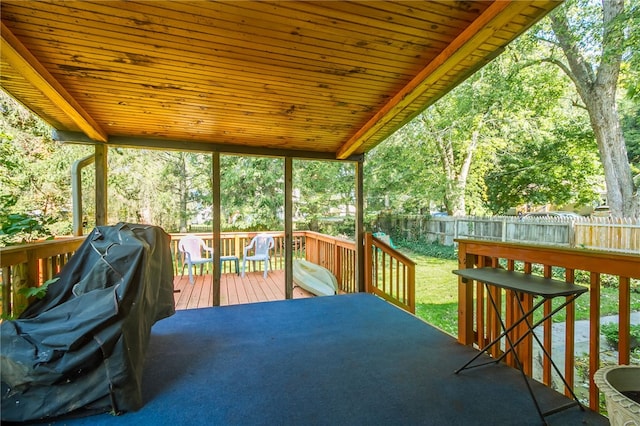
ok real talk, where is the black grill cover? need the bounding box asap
[1,223,175,422]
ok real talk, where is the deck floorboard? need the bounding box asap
[173,270,312,309]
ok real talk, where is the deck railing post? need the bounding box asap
[364,233,372,293]
[407,258,415,314]
[1,266,11,316]
[12,262,30,317]
[456,241,474,345]
[619,276,631,365]
[588,272,601,411]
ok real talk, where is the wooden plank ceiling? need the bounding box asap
[0,1,560,159]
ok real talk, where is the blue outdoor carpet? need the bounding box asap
[40,293,606,426]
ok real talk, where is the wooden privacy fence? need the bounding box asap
[456,239,640,414]
[1,230,415,316]
[377,214,640,254]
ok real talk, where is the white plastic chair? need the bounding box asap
[178,235,213,284]
[241,234,274,278]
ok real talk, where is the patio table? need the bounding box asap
[220,255,239,275]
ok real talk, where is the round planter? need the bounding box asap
[594,365,640,426]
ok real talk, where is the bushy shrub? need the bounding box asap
[601,322,640,350]
[0,197,55,246]
[396,239,457,260]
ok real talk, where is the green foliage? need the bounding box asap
[601,322,640,350]
[18,277,59,300]
[397,240,457,261]
[1,91,91,239]
[367,33,608,217]
[484,107,603,212]
[221,156,284,231]
[0,196,54,246]
[365,123,445,215]
[621,2,640,101]
[294,159,356,234]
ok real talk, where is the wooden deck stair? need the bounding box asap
[173,270,313,310]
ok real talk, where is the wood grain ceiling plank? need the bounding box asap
[0,60,76,130]
[12,1,425,79]
[362,1,485,24]
[309,1,470,38]
[110,126,340,150]
[63,103,358,133]
[58,90,354,123]
[24,72,382,131]
[147,1,443,64]
[271,0,460,40]
[8,17,406,97]
[103,119,347,141]
[26,46,390,108]
[27,48,395,111]
[1,0,560,155]
[5,2,416,86]
[18,60,384,123]
[72,105,354,134]
[0,22,107,142]
[17,60,390,129]
[196,0,455,46]
[55,99,362,129]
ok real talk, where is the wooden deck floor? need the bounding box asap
[173,270,313,310]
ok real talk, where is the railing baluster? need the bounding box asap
[588,272,601,411]
[543,265,553,386]
[618,276,631,365]
[564,268,577,397]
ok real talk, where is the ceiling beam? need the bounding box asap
[336,0,533,159]
[53,131,363,162]
[1,22,108,142]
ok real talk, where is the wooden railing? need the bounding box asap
[1,230,415,316]
[0,237,84,316]
[456,238,640,413]
[169,231,307,276]
[365,233,416,313]
[302,231,359,294]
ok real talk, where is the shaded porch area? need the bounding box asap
[49,293,606,425]
[173,270,314,309]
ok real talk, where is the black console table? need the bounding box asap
[452,267,587,424]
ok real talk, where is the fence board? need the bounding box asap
[376,214,639,254]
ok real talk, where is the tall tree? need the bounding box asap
[365,125,444,215]
[221,156,284,231]
[541,0,638,217]
[294,160,356,231]
[0,91,91,238]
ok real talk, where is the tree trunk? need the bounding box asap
[584,94,636,217]
[550,0,638,217]
[453,128,480,216]
[431,120,480,216]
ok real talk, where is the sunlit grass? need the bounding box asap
[397,247,459,337]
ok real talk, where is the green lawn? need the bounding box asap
[398,246,640,339]
[398,248,460,336]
